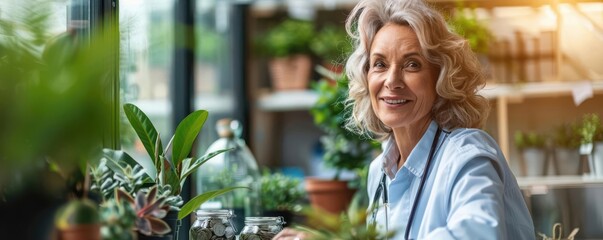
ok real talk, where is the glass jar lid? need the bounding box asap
[195,209,234,218]
[244,216,285,226]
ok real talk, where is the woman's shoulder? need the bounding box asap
[446,128,499,153]
[441,127,505,165]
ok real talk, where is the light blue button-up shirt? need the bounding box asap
[367,121,535,239]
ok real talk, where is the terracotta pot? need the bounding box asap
[304,177,356,214]
[268,54,311,91]
[58,224,101,240]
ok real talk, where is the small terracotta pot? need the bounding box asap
[58,224,101,240]
[304,177,356,214]
[268,54,312,91]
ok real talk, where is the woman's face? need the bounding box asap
[367,23,438,130]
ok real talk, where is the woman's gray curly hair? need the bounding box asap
[344,0,490,141]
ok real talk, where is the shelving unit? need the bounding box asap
[255,81,603,158]
[247,0,603,172]
[517,175,603,190]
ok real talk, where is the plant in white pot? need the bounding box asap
[255,18,315,91]
[552,123,582,175]
[514,130,548,177]
[578,113,603,177]
[308,71,380,214]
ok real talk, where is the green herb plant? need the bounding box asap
[514,130,546,150]
[310,25,353,64]
[447,3,492,54]
[552,123,581,149]
[579,113,603,145]
[255,19,314,58]
[259,169,305,212]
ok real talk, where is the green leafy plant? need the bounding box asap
[514,130,546,150]
[259,169,305,211]
[255,18,314,58]
[293,197,396,239]
[579,113,603,145]
[310,25,353,63]
[310,73,380,180]
[447,3,492,54]
[116,103,245,220]
[552,123,581,149]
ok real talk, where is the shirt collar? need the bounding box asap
[381,120,439,179]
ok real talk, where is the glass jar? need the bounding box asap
[196,118,262,231]
[189,209,237,240]
[239,216,286,240]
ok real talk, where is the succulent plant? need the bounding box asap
[99,197,137,240]
[116,185,171,236]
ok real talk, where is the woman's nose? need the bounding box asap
[385,67,405,89]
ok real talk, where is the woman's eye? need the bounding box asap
[405,61,421,71]
[373,61,385,69]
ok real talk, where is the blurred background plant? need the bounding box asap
[310,24,352,65]
[309,73,380,181]
[447,2,492,54]
[579,113,603,145]
[293,197,396,240]
[514,130,547,150]
[553,123,582,149]
[259,169,305,212]
[255,18,314,58]
[0,0,115,238]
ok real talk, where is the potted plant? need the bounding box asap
[307,71,380,214]
[54,198,102,240]
[255,18,314,91]
[578,113,603,177]
[259,169,305,227]
[514,130,548,176]
[310,24,352,78]
[0,1,114,238]
[96,103,246,239]
[552,123,582,175]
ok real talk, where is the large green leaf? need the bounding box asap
[171,110,208,166]
[123,103,163,165]
[178,186,248,220]
[180,149,231,184]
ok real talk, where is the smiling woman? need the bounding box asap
[276,0,536,239]
[367,24,439,162]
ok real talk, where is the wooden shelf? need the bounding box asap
[256,90,319,111]
[517,175,603,190]
[481,80,603,100]
[255,81,603,112]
